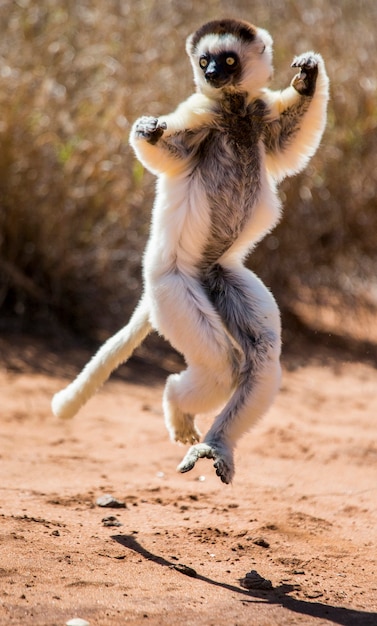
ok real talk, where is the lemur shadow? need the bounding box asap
[112,534,377,626]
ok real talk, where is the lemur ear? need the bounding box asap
[256,27,273,54]
[186,32,195,56]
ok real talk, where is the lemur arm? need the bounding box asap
[129,93,214,176]
[262,53,329,182]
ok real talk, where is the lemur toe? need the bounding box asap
[214,459,234,484]
[177,442,234,483]
[177,443,214,474]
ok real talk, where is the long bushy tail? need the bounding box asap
[51,297,152,420]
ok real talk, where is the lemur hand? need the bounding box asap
[291,53,319,97]
[134,116,167,145]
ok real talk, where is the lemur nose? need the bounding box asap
[205,60,219,80]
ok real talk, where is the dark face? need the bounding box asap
[199,51,241,88]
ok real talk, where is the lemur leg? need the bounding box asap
[163,364,235,444]
[178,351,281,484]
[178,265,281,483]
[148,271,241,445]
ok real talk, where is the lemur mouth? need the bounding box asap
[205,76,231,89]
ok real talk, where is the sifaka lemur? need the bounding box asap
[52,19,329,484]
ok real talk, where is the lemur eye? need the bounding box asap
[226,56,236,66]
[199,56,208,68]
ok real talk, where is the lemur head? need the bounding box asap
[186,19,273,99]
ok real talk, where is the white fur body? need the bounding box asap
[52,20,329,483]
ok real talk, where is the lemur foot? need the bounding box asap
[134,116,167,145]
[291,53,319,97]
[172,413,201,445]
[177,442,234,484]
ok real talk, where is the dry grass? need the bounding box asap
[0,0,376,344]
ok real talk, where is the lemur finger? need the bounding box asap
[135,117,165,133]
[291,53,318,70]
[135,116,166,144]
[291,55,319,97]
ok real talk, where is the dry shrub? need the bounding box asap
[0,0,376,345]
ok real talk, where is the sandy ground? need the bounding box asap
[0,333,376,626]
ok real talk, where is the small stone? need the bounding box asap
[51,530,60,537]
[172,563,197,578]
[66,619,90,626]
[102,516,123,527]
[96,494,127,509]
[252,537,270,549]
[240,570,273,590]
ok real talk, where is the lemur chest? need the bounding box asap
[193,98,266,205]
[200,119,261,185]
[189,99,267,264]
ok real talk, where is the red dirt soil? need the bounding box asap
[0,334,376,625]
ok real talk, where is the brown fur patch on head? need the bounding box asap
[189,19,257,53]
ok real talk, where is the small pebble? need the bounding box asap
[172,563,197,578]
[252,537,270,549]
[66,619,90,626]
[102,515,123,527]
[240,570,273,590]
[96,494,127,509]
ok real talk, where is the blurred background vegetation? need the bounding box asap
[0,0,376,355]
